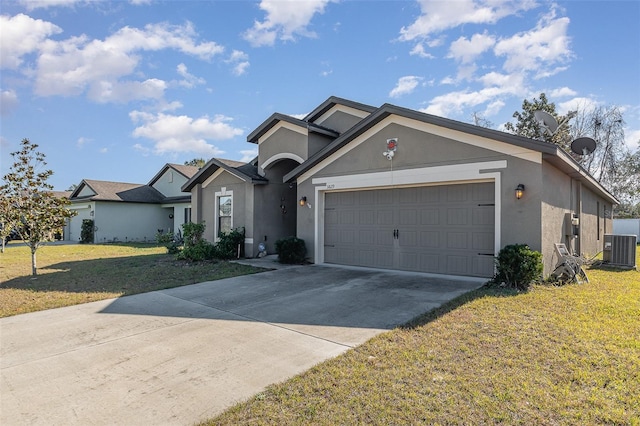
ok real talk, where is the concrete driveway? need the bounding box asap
[1,263,484,425]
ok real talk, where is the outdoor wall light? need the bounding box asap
[515,184,525,200]
[299,196,312,209]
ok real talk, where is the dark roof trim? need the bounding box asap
[304,96,377,123]
[247,113,339,144]
[247,113,303,143]
[181,157,267,192]
[283,102,618,205]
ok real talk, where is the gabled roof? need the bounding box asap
[303,96,377,123]
[70,179,165,203]
[283,102,618,205]
[181,157,268,192]
[246,113,339,144]
[147,163,199,186]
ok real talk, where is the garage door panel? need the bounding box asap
[447,208,469,225]
[473,207,493,225]
[324,182,495,278]
[447,255,470,275]
[377,209,394,225]
[399,209,418,226]
[359,210,375,225]
[447,232,470,249]
[420,231,440,248]
[473,232,494,251]
[421,209,440,225]
[375,250,394,269]
[419,186,442,204]
[358,229,376,245]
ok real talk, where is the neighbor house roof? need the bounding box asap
[283,102,619,205]
[147,163,200,187]
[181,157,268,192]
[51,191,72,199]
[70,179,165,203]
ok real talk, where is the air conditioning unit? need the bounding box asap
[603,234,637,269]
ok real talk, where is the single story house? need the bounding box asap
[182,96,618,278]
[65,163,198,243]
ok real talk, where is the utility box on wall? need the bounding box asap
[603,234,637,269]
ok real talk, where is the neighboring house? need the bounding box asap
[183,96,618,278]
[148,163,199,235]
[65,164,198,243]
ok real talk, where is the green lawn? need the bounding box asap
[206,252,640,425]
[0,242,264,317]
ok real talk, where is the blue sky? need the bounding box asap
[1,0,639,191]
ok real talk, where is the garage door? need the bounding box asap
[324,183,495,277]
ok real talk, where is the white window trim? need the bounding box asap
[311,160,505,266]
[214,187,233,241]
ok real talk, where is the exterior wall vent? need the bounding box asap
[603,234,637,269]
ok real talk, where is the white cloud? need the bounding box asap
[76,136,91,148]
[243,0,334,47]
[625,129,640,150]
[399,0,537,42]
[225,50,250,76]
[24,21,222,103]
[423,72,526,117]
[176,63,206,88]
[0,14,62,70]
[390,76,423,98]
[409,43,435,59]
[494,10,572,74]
[557,97,601,115]
[447,31,495,64]
[549,87,577,98]
[240,148,259,162]
[0,89,19,115]
[18,0,81,10]
[88,78,167,103]
[129,110,243,155]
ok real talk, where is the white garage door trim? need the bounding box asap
[311,160,505,267]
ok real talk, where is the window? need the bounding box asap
[218,195,232,236]
[184,207,191,224]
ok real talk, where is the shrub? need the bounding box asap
[177,222,214,261]
[214,228,245,260]
[80,219,94,243]
[275,236,306,264]
[492,244,543,290]
[156,231,180,254]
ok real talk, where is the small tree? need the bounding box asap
[0,197,16,253]
[504,93,574,151]
[0,139,77,275]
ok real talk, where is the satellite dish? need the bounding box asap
[571,137,597,156]
[534,110,559,135]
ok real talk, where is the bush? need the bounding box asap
[214,228,245,260]
[177,222,214,261]
[80,219,94,243]
[275,236,306,264]
[492,244,543,290]
[156,231,180,254]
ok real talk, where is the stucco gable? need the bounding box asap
[182,157,267,192]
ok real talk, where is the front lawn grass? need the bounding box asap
[207,251,640,425]
[0,242,264,317]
